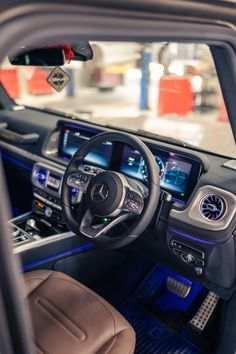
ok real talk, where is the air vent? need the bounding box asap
[200,195,226,221]
[34,167,47,186]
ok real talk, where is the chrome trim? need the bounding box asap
[9,212,74,253]
[189,292,219,332]
[10,211,32,223]
[9,213,35,247]
[79,210,130,238]
[12,105,25,111]
[171,185,236,231]
[44,131,60,157]
[33,192,46,203]
[199,194,226,221]
[223,159,236,171]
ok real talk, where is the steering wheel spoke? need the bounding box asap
[67,170,92,193]
[79,209,130,238]
[122,188,144,215]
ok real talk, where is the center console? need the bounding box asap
[9,160,102,249]
[10,162,70,248]
[32,162,65,225]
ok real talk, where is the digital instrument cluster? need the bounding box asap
[120,145,201,202]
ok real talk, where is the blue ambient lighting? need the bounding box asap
[66,123,100,134]
[133,264,202,314]
[169,227,217,245]
[172,197,186,204]
[34,166,47,186]
[1,153,32,171]
[22,243,94,271]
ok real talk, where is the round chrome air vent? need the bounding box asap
[199,194,226,221]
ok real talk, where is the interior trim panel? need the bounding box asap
[171,185,236,231]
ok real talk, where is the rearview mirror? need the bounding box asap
[9,48,65,66]
[9,43,93,66]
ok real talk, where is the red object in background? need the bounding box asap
[218,100,228,122]
[158,76,193,116]
[0,68,20,98]
[62,44,74,62]
[27,68,53,95]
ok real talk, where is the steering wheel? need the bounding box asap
[61,131,160,249]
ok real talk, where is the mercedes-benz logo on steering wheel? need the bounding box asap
[92,183,109,203]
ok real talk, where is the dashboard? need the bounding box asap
[1,107,236,296]
[57,124,202,203]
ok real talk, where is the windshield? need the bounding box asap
[1,42,235,157]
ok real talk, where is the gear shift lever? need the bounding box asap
[26,218,37,229]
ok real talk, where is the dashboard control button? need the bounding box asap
[47,175,61,189]
[194,267,203,275]
[180,253,197,264]
[171,240,205,259]
[171,241,206,269]
[45,207,53,218]
[67,172,91,192]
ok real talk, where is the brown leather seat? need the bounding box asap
[24,270,135,354]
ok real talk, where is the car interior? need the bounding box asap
[0,2,236,354]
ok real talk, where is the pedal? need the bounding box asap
[166,275,192,298]
[189,291,219,332]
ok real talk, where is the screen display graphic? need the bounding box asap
[120,145,194,201]
[60,127,113,169]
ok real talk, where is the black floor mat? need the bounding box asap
[119,265,211,354]
[120,300,206,354]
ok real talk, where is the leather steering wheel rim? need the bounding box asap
[61,131,160,249]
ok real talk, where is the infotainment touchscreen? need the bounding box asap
[59,125,113,168]
[120,145,201,202]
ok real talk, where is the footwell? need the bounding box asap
[119,265,212,354]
